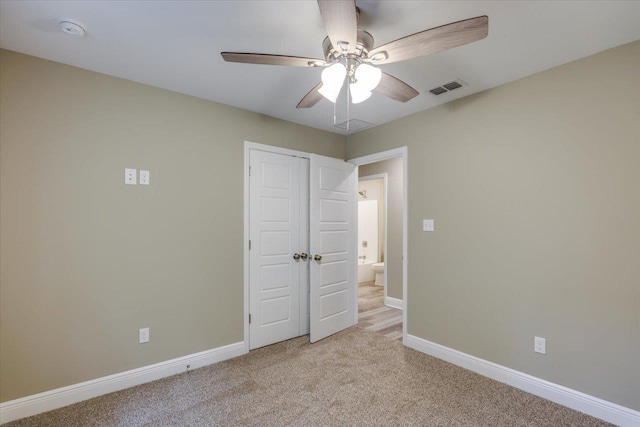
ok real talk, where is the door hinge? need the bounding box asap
[249,314,252,324]
[249,166,251,176]
[249,240,251,250]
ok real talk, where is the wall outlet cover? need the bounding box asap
[534,336,546,354]
[139,327,150,344]
[125,168,137,185]
[139,170,150,185]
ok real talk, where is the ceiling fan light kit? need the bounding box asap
[221,0,488,122]
[318,60,382,104]
[349,81,371,104]
[319,63,346,102]
[350,63,382,104]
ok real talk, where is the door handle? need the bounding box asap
[314,254,322,262]
[300,253,308,260]
[293,253,300,260]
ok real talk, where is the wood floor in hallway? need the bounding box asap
[357,281,403,341]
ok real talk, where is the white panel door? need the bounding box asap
[249,150,308,349]
[309,154,357,343]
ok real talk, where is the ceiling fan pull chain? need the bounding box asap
[333,94,337,127]
[346,82,351,133]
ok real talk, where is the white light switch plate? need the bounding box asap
[423,219,435,232]
[534,336,546,354]
[139,170,150,185]
[125,168,137,185]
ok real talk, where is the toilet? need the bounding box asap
[371,262,384,286]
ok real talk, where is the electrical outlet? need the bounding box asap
[139,170,150,185]
[139,327,149,344]
[534,336,546,354]
[125,168,137,185]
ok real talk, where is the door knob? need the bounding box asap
[300,253,308,260]
[314,254,322,261]
[293,253,300,260]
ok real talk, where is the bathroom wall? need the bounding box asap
[359,158,403,301]
[357,199,378,283]
[358,178,384,264]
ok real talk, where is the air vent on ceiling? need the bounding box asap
[429,87,447,96]
[443,81,462,91]
[335,119,373,132]
[428,79,468,96]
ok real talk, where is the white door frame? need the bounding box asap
[357,173,389,300]
[243,141,310,353]
[349,147,408,344]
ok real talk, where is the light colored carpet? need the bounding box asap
[5,327,612,426]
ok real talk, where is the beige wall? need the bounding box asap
[0,49,346,402]
[3,39,639,411]
[347,41,640,410]
[359,158,404,300]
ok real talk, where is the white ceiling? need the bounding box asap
[1,1,639,135]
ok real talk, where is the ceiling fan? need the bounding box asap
[221,1,488,108]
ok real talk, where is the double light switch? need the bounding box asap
[423,219,435,232]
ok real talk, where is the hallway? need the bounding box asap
[357,282,402,341]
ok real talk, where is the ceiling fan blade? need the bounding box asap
[374,73,419,103]
[317,0,358,53]
[297,82,324,109]
[221,52,326,67]
[368,16,488,65]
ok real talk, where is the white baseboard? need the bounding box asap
[404,334,639,427]
[384,296,403,310]
[0,341,246,425]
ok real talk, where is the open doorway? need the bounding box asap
[350,148,407,343]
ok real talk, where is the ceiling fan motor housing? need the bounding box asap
[322,29,374,65]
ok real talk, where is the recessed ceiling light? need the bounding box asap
[58,18,86,37]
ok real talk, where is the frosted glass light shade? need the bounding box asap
[348,63,381,104]
[354,64,382,91]
[319,63,346,103]
[349,82,372,104]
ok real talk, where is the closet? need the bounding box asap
[248,146,356,349]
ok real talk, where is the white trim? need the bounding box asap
[384,296,403,310]
[358,172,388,299]
[244,141,310,160]
[349,147,408,343]
[405,334,640,427]
[0,342,245,425]
[244,142,251,353]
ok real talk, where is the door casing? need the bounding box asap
[243,142,407,350]
[349,147,408,344]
